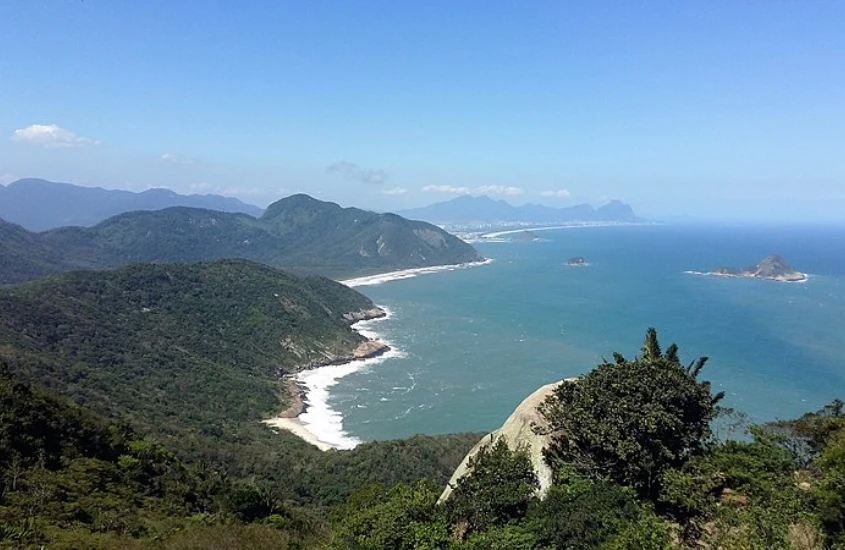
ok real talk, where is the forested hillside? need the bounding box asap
[0,193,482,284]
[0,366,481,549]
[0,260,380,461]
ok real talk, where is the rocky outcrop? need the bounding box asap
[709,254,807,282]
[343,306,387,323]
[297,339,390,371]
[439,379,574,503]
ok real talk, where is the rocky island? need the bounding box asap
[704,254,807,282]
[566,256,589,266]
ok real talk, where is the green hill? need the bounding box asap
[0,259,375,458]
[0,193,482,285]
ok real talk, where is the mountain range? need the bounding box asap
[398,195,642,226]
[0,178,264,230]
[0,192,482,284]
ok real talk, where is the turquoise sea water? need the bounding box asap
[315,225,845,445]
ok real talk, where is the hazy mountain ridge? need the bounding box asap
[398,195,642,225]
[0,193,482,284]
[0,178,264,231]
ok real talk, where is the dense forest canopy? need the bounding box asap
[0,259,374,457]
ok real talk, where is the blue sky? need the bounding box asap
[1,1,843,221]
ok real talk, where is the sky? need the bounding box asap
[1,1,844,222]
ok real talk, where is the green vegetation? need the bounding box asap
[3,259,845,550]
[0,259,373,462]
[539,327,723,499]
[0,193,482,284]
[0,365,481,549]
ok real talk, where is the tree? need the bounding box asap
[532,482,642,550]
[539,328,723,500]
[329,480,449,550]
[447,438,539,538]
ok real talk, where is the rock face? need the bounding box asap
[297,335,390,371]
[342,306,387,323]
[439,379,572,503]
[711,254,807,282]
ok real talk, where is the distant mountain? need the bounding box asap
[0,178,264,230]
[398,195,642,225]
[0,193,482,284]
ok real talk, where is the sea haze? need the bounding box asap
[323,224,845,443]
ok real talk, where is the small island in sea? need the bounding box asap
[566,256,589,266]
[697,254,807,282]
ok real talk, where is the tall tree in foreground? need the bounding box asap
[447,438,539,539]
[539,328,724,500]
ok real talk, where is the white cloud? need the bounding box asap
[422,184,523,196]
[0,173,18,186]
[382,186,408,195]
[327,160,388,184]
[598,195,623,203]
[161,153,194,166]
[11,124,99,148]
[188,181,287,198]
[540,189,571,198]
[422,185,470,194]
[475,185,524,196]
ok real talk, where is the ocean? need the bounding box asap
[297,224,845,449]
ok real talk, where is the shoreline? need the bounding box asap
[340,258,493,287]
[265,259,495,451]
[262,308,398,451]
[478,222,652,240]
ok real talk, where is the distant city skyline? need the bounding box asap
[2,1,843,222]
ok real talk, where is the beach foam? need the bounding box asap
[341,259,494,287]
[684,270,811,283]
[294,310,406,449]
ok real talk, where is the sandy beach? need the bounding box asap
[262,314,395,451]
[265,260,494,451]
[340,258,493,287]
[262,416,337,451]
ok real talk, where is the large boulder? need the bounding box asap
[439,379,572,503]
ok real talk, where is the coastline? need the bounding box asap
[473,222,653,240]
[340,258,493,287]
[263,308,400,451]
[265,259,494,451]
